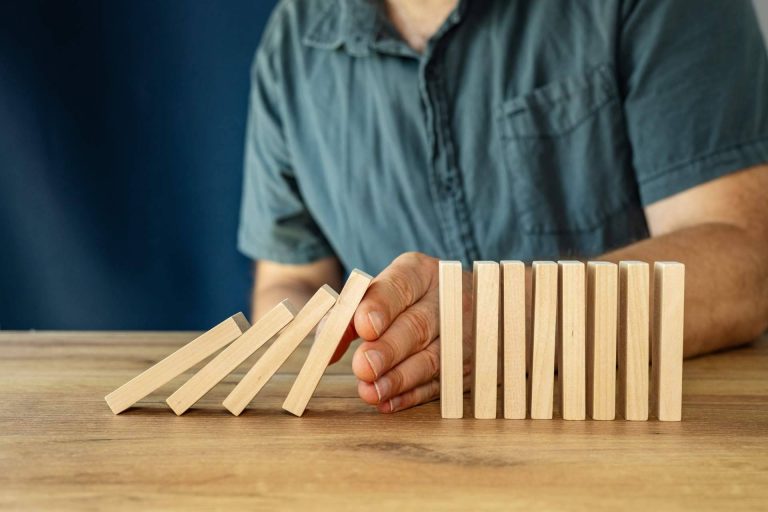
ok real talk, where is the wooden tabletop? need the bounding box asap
[1,331,767,511]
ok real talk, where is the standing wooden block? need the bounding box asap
[618,261,650,421]
[557,261,586,420]
[586,262,618,420]
[530,261,558,420]
[283,269,373,416]
[439,261,464,419]
[652,262,685,421]
[104,313,250,414]
[501,261,526,419]
[472,261,500,419]
[166,301,296,415]
[223,286,339,416]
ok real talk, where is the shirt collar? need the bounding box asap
[302,0,468,57]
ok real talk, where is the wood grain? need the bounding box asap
[439,261,464,419]
[557,261,586,420]
[472,261,500,419]
[501,261,526,419]
[618,261,650,421]
[104,313,250,414]
[1,331,768,510]
[586,262,618,420]
[530,261,558,419]
[282,269,372,416]
[166,301,296,415]
[223,286,338,416]
[652,262,685,421]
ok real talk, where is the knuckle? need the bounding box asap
[425,344,440,379]
[402,307,434,345]
[397,251,424,266]
[387,270,415,307]
[427,379,440,400]
[387,366,406,391]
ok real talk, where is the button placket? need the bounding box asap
[422,52,480,265]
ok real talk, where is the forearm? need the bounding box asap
[251,257,343,320]
[253,281,317,320]
[600,223,768,357]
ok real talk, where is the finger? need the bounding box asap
[357,379,379,404]
[328,319,357,365]
[353,252,435,341]
[351,291,439,381]
[377,379,440,413]
[370,340,440,402]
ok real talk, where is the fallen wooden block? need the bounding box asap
[652,262,685,421]
[530,261,558,419]
[472,261,500,419]
[618,261,650,421]
[439,261,464,419]
[166,300,296,415]
[501,260,526,419]
[586,261,618,420]
[282,269,373,416]
[558,261,586,420]
[223,285,339,416]
[104,313,250,414]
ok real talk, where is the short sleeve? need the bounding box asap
[237,22,334,264]
[619,0,768,205]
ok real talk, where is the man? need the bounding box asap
[239,0,768,413]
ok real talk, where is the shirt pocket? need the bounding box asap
[497,64,634,235]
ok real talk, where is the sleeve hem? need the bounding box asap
[638,137,768,205]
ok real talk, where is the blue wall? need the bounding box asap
[0,0,278,329]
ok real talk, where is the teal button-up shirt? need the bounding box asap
[239,0,768,274]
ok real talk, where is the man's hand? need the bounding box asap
[337,252,473,413]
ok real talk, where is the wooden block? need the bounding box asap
[439,261,464,419]
[618,261,650,421]
[471,261,499,419]
[586,261,618,420]
[557,261,586,420]
[223,285,339,416]
[530,261,557,419]
[283,269,373,416]
[166,301,296,415]
[104,313,250,414]
[501,260,526,419]
[652,262,685,421]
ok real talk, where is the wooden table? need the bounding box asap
[1,331,767,511]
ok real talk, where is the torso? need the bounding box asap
[266,0,650,273]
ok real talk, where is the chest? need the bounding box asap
[284,0,648,263]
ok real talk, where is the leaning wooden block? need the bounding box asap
[472,261,500,419]
[166,300,296,415]
[104,313,250,414]
[501,261,526,419]
[530,261,558,419]
[652,262,685,421]
[618,261,650,421]
[586,262,618,420]
[557,261,586,420]
[223,285,339,416]
[283,269,373,416]
[439,261,464,419]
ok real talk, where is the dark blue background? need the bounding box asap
[0,0,278,329]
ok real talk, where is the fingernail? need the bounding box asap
[367,311,384,337]
[389,397,400,413]
[374,377,391,401]
[364,350,384,378]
